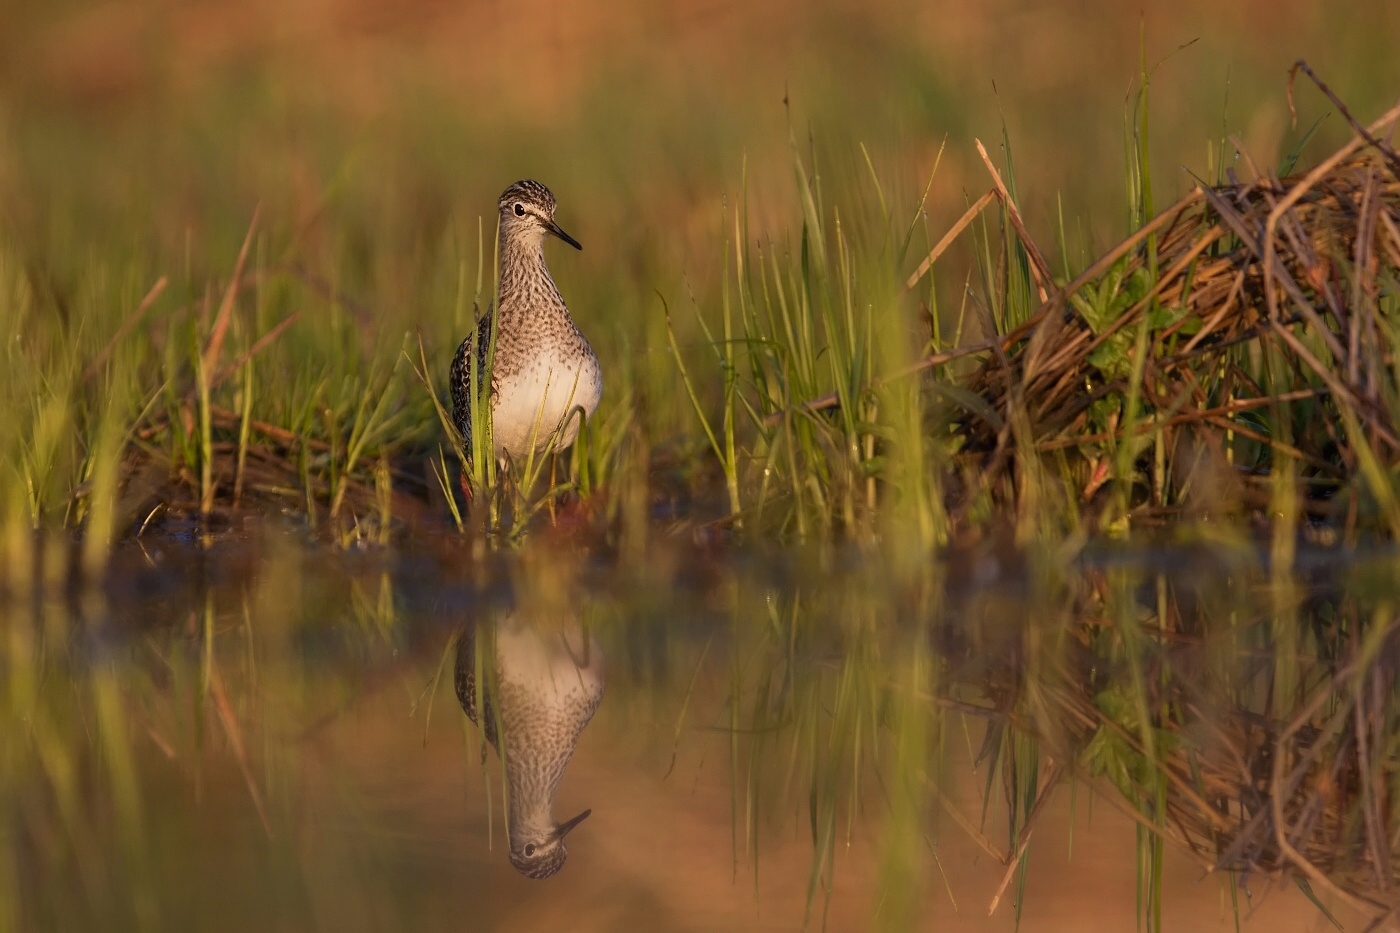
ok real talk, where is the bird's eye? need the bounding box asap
[514,203,525,217]
[524,844,536,857]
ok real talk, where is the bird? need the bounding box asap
[454,611,606,879]
[450,181,603,481]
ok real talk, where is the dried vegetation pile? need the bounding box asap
[936,68,1400,536]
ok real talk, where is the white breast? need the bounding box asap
[492,349,603,460]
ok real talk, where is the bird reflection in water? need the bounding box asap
[454,612,605,879]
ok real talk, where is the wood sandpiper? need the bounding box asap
[454,613,606,879]
[450,181,603,478]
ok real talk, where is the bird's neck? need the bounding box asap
[498,238,566,327]
[505,752,568,845]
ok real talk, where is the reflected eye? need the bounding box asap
[514,203,525,217]
[523,844,536,857]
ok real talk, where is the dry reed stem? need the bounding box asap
[207,659,272,839]
[974,139,1053,302]
[82,276,168,384]
[210,311,302,390]
[986,763,1063,916]
[203,206,261,376]
[905,188,997,293]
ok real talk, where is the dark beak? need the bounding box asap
[555,809,592,839]
[546,219,583,251]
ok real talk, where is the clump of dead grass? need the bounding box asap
[925,64,1400,539]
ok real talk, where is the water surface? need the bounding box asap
[5,522,1389,931]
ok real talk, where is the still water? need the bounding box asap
[3,520,1387,931]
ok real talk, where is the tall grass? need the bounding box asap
[0,17,1394,570]
[670,127,953,542]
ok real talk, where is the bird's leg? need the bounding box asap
[494,454,515,524]
[547,455,558,525]
[458,466,474,509]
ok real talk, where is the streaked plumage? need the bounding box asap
[450,181,602,465]
[454,613,605,879]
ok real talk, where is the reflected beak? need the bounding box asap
[546,219,583,251]
[555,809,592,839]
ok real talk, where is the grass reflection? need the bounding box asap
[0,530,1395,927]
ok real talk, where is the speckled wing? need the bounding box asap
[448,312,496,457]
[453,628,498,748]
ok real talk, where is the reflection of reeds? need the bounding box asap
[1038,612,1400,925]
[4,522,1400,926]
[707,544,1400,929]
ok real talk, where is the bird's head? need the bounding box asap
[508,808,592,880]
[498,180,582,251]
